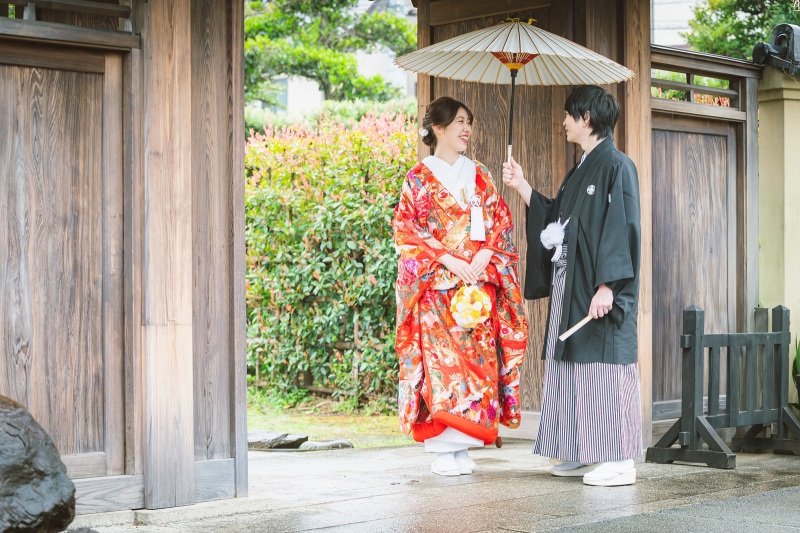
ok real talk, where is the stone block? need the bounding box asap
[0,395,76,532]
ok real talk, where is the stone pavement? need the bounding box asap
[67,439,800,532]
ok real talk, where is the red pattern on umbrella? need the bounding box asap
[490,51,538,71]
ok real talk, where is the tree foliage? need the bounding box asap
[683,0,799,59]
[244,0,417,105]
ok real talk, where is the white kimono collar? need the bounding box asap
[422,155,477,209]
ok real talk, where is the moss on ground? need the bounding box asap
[246,389,415,449]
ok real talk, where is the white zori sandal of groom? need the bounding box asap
[582,459,636,487]
[550,461,598,477]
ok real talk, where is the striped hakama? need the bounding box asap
[533,247,642,463]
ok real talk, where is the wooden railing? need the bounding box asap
[650,45,761,123]
[8,1,131,20]
[0,1,139,49]
[646,305,800,469]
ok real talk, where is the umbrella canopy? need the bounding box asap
[395,19,634,86]
[395,19,635,160]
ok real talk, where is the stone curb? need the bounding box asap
[66,496,279,530]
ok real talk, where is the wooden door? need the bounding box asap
[651,115,737,419]
[0,43,126,483]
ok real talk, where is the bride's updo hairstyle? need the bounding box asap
[419,96,474,150]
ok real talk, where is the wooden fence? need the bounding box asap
[646,305,800,469]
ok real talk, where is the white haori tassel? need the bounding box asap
[470,207,485,241]
[469,194,485,241]
[540,217,570,262]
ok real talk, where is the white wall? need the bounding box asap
[651,0,702,47]
[282,76,325,117]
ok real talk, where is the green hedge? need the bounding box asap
[245,109,417,409]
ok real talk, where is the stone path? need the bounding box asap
[67,439,800,532]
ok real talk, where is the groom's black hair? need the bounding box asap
[565,85,619,140]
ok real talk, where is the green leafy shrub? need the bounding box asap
[245,110,417,409]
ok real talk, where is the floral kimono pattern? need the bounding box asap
[394,160,528,444]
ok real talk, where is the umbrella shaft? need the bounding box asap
[508,70,517,151]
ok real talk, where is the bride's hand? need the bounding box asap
[437,254,479,285]
[469,248,494,278]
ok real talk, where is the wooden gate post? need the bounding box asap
[140,0,195,509]
[774,306,794,439]
[679,305,705,449]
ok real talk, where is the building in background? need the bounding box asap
[360,0,418,97]
[651,0,701,48]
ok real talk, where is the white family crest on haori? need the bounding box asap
[587,184,595,195]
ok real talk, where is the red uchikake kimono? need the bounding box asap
[393,160,528,445]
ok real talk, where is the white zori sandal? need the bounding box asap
[582,459,636,487]
[431,452,461,476]
[550,461,598,477]
[454,449,475,474]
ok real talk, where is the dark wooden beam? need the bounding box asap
[429,0,550,26]
[652,45,762,79]
[0,40,105,72]
[26,0,131,18]
[0,17,140,49]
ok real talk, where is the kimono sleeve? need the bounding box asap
[393,175,449,293]
[594,161,641,327]
[523,189,555,300]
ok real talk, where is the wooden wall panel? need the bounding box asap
[141,0,195,509]
[192,0,232,461]
[651,122,735,404]
[0,65,106,455]
[432,7,553,413]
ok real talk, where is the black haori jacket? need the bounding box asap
[525,137,641,365]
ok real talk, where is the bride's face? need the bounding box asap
[435,108,472,153]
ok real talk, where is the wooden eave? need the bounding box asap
[411,0,551,26]
[652,44,763,79]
